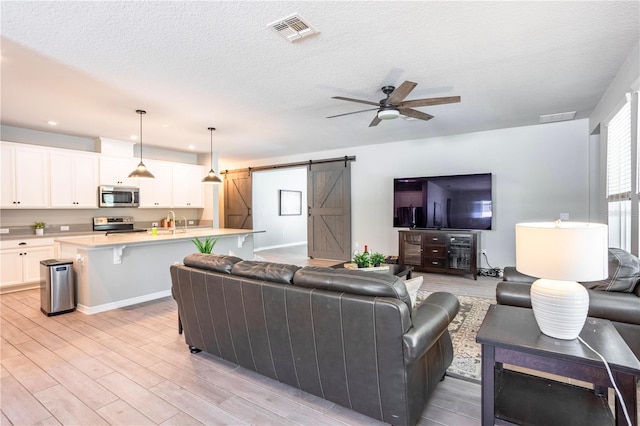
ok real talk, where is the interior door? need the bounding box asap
[307,161,352,261]
[224,170,253,229]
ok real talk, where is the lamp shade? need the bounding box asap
[515,222,608,282]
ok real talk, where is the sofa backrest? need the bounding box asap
[232,260,300,284]
[582,248,640,295]
[293,266,413,313]
[183,253,243,273]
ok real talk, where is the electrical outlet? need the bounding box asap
[481,249,487,255]
[60,225,70,231]
[0,228,8,234]
[560,213,569,221]
[152,222,159,227]
[188,220,194,225]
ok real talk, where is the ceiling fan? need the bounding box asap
[327,80,461,127]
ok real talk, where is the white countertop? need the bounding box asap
[55,228,264,249]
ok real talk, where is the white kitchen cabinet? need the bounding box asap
[0,238,55,291]
[172,163,204,208]
[99,156,140,186]
[1,143,50,208]
[138,160,173,208]
[50,151,99,208]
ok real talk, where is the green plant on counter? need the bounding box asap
[32,221,46,229]
[192,236,218,254]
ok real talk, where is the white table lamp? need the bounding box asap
[515,221,608,340]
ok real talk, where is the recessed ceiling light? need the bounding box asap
[130,135,138,140]
[188,144,195,150]
[162,124,169,128]
[47,121,58,126]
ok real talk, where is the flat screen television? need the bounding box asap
[393,173,492,230]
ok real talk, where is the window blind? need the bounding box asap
[607,101,631,201]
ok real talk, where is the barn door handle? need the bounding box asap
[247,207,252,216]
[308,206,311,217]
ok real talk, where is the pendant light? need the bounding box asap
[128,109,155,179]
[202,127,222,184]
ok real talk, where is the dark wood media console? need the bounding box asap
[398,229,481,280]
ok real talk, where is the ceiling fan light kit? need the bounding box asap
[328,80,461,127]
[377,108,400,120]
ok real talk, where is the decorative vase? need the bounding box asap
[35,228,44,236]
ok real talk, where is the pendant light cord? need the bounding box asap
[136,109,146,162]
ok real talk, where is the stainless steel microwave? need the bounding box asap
[98,185,140,208]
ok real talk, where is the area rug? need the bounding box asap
[416,290,493,383]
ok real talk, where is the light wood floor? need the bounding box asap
[1,245,635,425]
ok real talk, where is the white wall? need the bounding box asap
[252,167,307,250]
[221,119,591,268]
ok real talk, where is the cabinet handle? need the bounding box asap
[432,238,438,241]
[432,249,438,252]
[431,261,438,265]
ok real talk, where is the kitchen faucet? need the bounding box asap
[181,216,187,233]
[167,211,176,235]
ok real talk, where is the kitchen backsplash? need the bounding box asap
[0,208,207,236]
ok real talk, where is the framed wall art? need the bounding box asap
[279,190,302,216]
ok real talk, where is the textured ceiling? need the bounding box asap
[1,1,638,161]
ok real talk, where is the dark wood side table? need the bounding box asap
[477,304,640,426]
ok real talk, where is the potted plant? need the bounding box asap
[33,221,45,236]
[352,251,371,268]
[370,252,386,267]
[192,236,218,254]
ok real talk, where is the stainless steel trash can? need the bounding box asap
[40,259,75,316]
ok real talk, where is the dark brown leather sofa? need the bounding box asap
[496,248,640,359]
[170,253,460,426]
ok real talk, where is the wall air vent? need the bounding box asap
[268,13,319,42]
[539,111,576,124]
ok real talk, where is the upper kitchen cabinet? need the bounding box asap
[172,163,204,208]
[50,151,99,208]
[137,160,173,208]
[99,156,140,186]
[1,143,49,208]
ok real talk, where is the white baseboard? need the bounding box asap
[76,289,172,315]
[254,242,307,252]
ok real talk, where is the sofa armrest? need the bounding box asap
[403,292,460,362]
[502,266,537,284]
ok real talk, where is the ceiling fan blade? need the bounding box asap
[400,96,461,108]
[399,108,433,121]
[387,81,417,104]
[326,108,378,119]
[368,115,382,127]
[332,96,380,107]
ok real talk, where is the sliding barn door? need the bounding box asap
[307,161,352,261]
[224,170,252,229]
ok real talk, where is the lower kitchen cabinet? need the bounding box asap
[0,238,55,292]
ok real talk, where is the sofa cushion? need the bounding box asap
[231,260,301,284]
[183,253,243,274]
[404,276,424,309]
[582,248,640,293]
[292,266,412,312]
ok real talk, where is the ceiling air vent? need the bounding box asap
[539,111,576,124]
[268,13,319,42]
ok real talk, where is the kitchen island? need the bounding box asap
[56,228,263,314]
